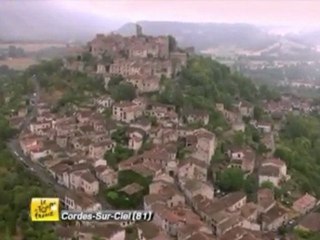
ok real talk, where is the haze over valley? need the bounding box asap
[1,1,320,90]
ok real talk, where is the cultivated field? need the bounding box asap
[0,42,67,52]
[0,58,38,70]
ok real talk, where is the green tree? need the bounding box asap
[260,181,275,190]
[217,168,245,192]
[111,127,128,145]
[118,170,151,188]
[104,145,134,169]
[259,85,280,101]
[110,83,136,101]
[233,131,246,147]
[93,236,102,240]
[108,75,124,88]
[82,52,94,63]
[4,227,12,240]
[244,175,258,195]
[253,106,264,121]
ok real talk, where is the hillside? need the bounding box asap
[158,56,259,110]
[3,47,320,239]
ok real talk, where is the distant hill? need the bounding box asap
[0,2,124,42]
[117,21,278,51]
[286,30,320,46]
[257,39,309,55]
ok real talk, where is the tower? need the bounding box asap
[136,24,143,37]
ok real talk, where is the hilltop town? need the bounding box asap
[3,25,320,240]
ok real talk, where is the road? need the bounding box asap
[8,139,69,196]
[7,74,68,195]
[7,75,110,209]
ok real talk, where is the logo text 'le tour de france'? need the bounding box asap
[30,198,60,221]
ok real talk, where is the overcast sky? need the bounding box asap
[53,0,319,29]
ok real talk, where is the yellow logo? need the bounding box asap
[30,198,60,221]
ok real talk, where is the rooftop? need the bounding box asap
[193,128,215,139]
[262,157,286,167]
[119,182,144,195]
[262,204,287,225]
[183,179,206,193]
[298,212,320,232]
[81,172,97,184]
[293,193,317,209]
[241,202,258,219]
[131,164,155,178]
[49,163,70,175]
[259,165,280,177]
[77,224,123,238]
[65,191,99,209]
[257,188,275,210]
[137,222,160,239]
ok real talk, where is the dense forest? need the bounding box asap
[275,114,320,197]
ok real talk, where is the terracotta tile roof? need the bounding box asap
[119,182,144,195]
[222,191,247,209]
[131,164,155,178]
[262,204,287,225]
[152,204,200,225]
[257,188,274,201]
[91,139,114,147]
[193,128,215,139]
[77,224,123,238]
[179,157,206,169]
[81,172,97,184]
[186,232,216,240]
[293,193,317,210]
[259,165,280,177]
[196,192,247,216]
[49,163,70,175]
[212,210,230,223]
[298,212,320,232]
[95,165,108,174]
[65,191,99,209]
[144,194,166,206]
[241,202,258,219]
[137,222,161,239]
[183,179,205,193]
[219,214,243,235]
[118,155,143,169]
[262,157,286,167]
